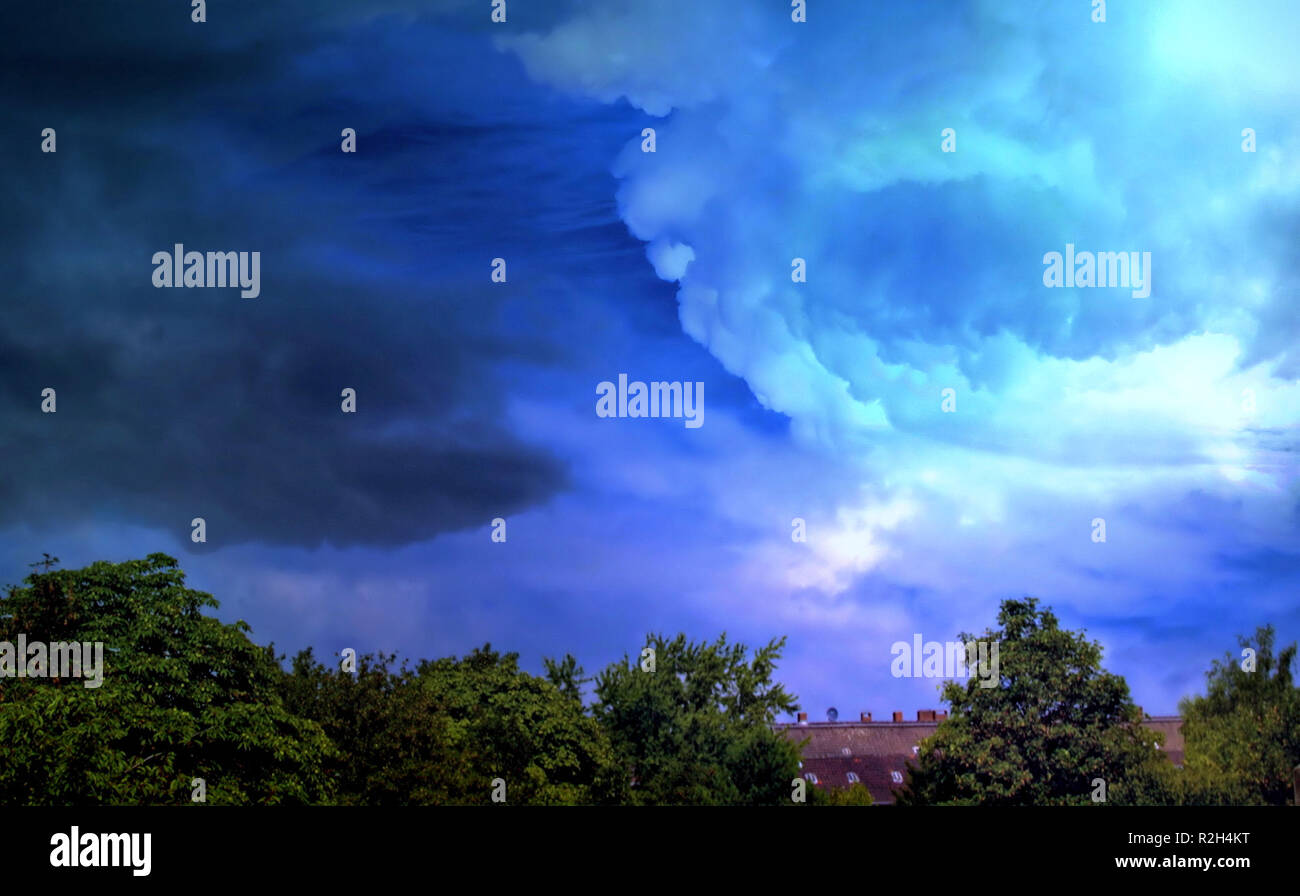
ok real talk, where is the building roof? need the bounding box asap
[775,712,1185,804]
[1142,716,1185,766]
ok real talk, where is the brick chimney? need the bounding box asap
[918,709,937,722]
[860,711,872,722]
[797,711,808,725]
[892,710,903,722]
[937,710,948,720]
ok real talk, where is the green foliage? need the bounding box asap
[38,553,1285,808]
[543,653,588,703]
[282,645,624,804]
[0,553,807,806]
[278,649,469,805]
[591,632,802,805]
[1107,757,1258,806]
[416,645,625,804]
[809,781,875,806]
[0,554,334,805]
[897,598,1164,805]
[1175,626,1299,805]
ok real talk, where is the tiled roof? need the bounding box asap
[777,714,1186,804]
[797,754,916,802]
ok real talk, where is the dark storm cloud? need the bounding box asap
[0,1,620,549]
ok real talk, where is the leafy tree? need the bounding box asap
[282,642,626,806]
[543,652,588,703]
[591,632,802,805]
[415,645,625,804]
[278,649,470,805]
[809,781,875,806]
[1107,755,1257,806]
[898,598,1164,805]
[1175,625,1299,805]
[0,554,334,805]
[282,644,624,805]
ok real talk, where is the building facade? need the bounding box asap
[776,709,1185,804]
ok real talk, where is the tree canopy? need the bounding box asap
[590,632,802,805]
[0,553,334,804]
[898,598,1164,805]
[6,555,1293,806]
[281,645,624,804]
[1177,625,1299,805]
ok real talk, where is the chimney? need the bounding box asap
[892,710,903,723]
[937,710,948,720]
[918,709,937,722]
[797,712,808,725]
[860,711,872,723]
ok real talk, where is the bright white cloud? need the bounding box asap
[500,0,1299,608]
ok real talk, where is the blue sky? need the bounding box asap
[1,0,1297,717]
